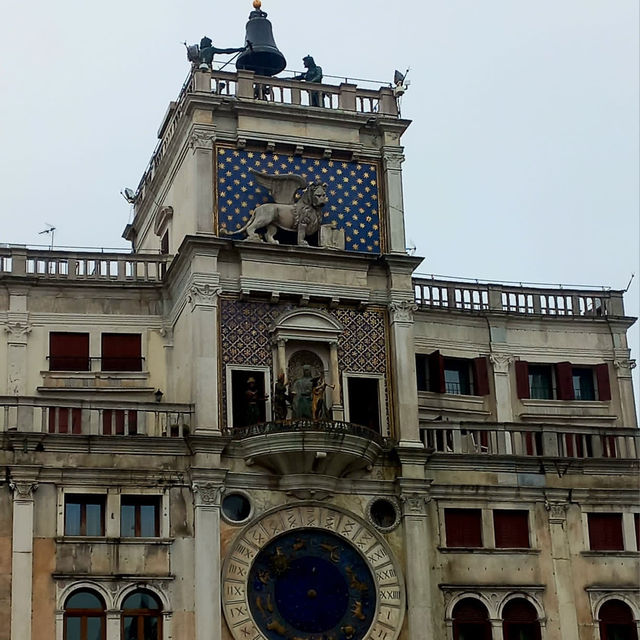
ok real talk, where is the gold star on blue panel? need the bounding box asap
[216,147,382,254]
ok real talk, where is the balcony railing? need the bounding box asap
[223,419,388,448]
[0,397,192,438]
[421,422,639,460]
[0,247,168,283]
[414,277,625,317]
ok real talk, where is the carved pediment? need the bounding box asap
[269,308,344,343]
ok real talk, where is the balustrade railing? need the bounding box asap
[414,277,624,317]
[0,248,168,283]
[223,419,388,447]
[0,397,192,438]
[421,422,639,460]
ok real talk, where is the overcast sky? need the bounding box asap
[0,0,638,403]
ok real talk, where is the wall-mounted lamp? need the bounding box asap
[154,389,164,403]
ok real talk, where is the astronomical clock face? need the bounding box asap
[223,504,405,640]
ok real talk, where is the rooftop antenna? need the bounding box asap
[39,223,56,250]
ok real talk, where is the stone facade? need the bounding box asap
[0,64,637,640]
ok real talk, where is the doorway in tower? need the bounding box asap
[228,367,270,428]
[344,375,383,434]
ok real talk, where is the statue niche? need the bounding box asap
[221,169,328,246]
[288,350,324,420]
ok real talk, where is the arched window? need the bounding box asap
[64,589,105,640]
[599,600,638,640]
[503,598,542,640]
[121,590,162,640]
[452,598,492,640]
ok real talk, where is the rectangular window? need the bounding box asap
[231,370,268,428]
[572,367,596,400]
[120,496,161,537]
[48,407,82,434]
[101,333,142,371]
[494,510,530,548]
[347,377,381,433]
[102,409,138,435]
[445,508,483,547]
[416,352,489,396]
[49,332,90,371]
[588,513,624,551]
[528,365,554,399]
[65,495,105,536]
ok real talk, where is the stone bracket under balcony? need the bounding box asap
[224,420,391,476]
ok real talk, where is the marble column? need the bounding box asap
[329,341,343,420]
[189,129,216,234]
[389,301,420,442]
[382,149,408,254]
[545,495,580,640]
[9,476,38,640]
[193,480,225,640]
[489,354,514,424]
[399,489,434,640]
[189,284,221,434]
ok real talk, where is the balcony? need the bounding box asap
[421,422,639,461]
[0,396,192,439]
[223,419,391,476]
[414,277,626,318]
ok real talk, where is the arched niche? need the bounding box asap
[270,309,345,420]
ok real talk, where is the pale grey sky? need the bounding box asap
[0,0,638,402]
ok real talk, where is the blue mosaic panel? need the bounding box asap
[216,147,382,254]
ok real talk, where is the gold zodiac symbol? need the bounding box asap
[266,619,287,636]
[320,542,341,563]
[351,600,366,621]
[346,566,368,592]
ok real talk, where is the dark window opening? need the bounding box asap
[635,514,640,552]
[444,358,473,395]
[347,377,381,433]
[121,496,161,537]
[102,409,138,435]
[48,407,82,434]
[121,590,162,640]
[65,495,105,536]
[231,370,267,428]
[222,493,252,522]
[527,364,554,399]
[572,367,596,400]
[599,599,639,640]
[502,599,541,640]
[444,508,483,548]
[49,332,90,371]
[452,598,492,640]
[494,510,530,548]
[64,590,106,640]
[160,231,169,255]
[588,513,624,551]
[101,333,142,371]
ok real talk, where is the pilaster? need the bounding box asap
[382,148,407,254]
[189,127,216,233]
[489,353,514,423]
[614,358,637,427]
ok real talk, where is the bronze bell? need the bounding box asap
[236,1,286,77]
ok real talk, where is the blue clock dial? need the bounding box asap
[248,529,376,639]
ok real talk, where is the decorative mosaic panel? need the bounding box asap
[216,146,383,254]
[219,299,390,428]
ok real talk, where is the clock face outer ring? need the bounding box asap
[222,502,406,640]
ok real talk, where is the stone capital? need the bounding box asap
[489,353,513,374]
[4,320,31,344]
[9,480,38,501]
[383,151,405,171]
[189,129,216,151]
[400,492,429,517]
[192,482,223,507]
[545,499,568,524]
[389,300,418,324]
[614,359,636,378]
[188,283,220,311]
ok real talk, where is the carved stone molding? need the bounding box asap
[585,587,640,620]
[192,482,223,507]
[389,300,418,324]
[489,353,514,375]
[383,152,405,171]
[9,480,38,500]
[614,359,637,378]
[545,500,568,524]
[4,320,31,344]
[400,492,429,517]
[286,489,332,501]
[188,283,220,310]
[189,130,216,150]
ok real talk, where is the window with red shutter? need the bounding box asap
[101,334,142,371]
[515,360,530,399]
[555,362,574,400]
[494,510,530,548]
[428,350,446,393]
[588,513,624,551]
[445,509,483,547]
[473,357,490,396]
[49,332,90,371]
[596,363,612,401]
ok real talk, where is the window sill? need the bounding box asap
[581,550,639,557]
[438,547,539,554]
[418,391,490,417]
[56,536,173,545]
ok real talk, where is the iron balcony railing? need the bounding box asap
[413,277,625,317]
[0,397,192,438]
[223,419,389,448]
[421,422,639,460]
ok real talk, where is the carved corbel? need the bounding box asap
[4,320,31,345]
[400,492,429,517]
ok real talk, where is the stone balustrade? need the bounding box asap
[0,247,168,283]
[0,396,192,437]
[414,277,625,317]
[421,422,639,460]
